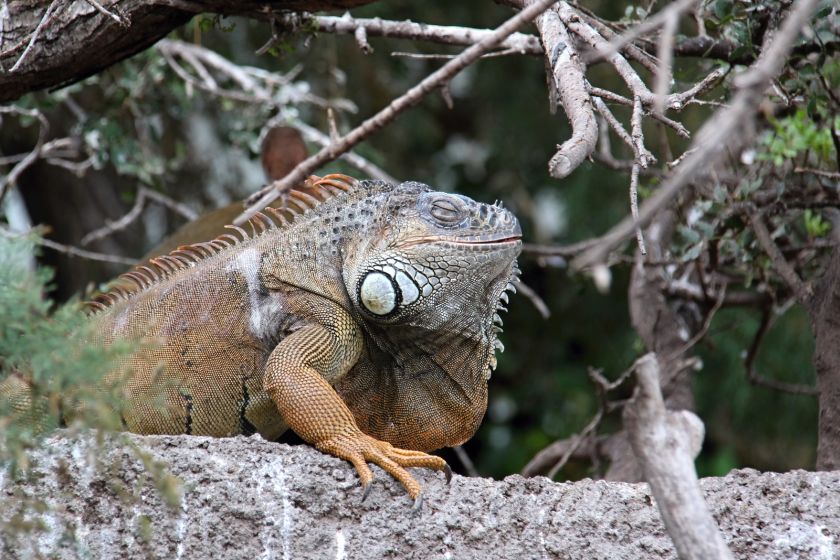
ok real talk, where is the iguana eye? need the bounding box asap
[429,197,464,224]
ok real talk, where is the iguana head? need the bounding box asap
[345,181,520,355]
[338,181,521,450]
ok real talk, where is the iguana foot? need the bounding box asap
[316,431,450,502]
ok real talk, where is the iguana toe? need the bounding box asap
[316,431,448,504]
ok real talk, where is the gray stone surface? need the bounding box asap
[1,432,838,559]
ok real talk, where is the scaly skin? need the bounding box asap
[77,176,522,504]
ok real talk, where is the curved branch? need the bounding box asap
[534,4,598,179]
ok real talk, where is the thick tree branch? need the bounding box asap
[5,433,840,558]
[531,3,598,179]
[0,0,377,103]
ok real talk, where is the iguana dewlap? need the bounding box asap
[90,175,522,505]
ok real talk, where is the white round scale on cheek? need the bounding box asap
[360,272,397,315]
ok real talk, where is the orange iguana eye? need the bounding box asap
[429,197,464,224]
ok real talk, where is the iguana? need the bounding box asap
[9,175,522,507]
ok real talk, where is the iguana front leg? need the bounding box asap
[263,322,450,505]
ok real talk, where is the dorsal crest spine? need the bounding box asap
[85,174,358,314]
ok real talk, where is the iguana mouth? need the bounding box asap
[398,235,522,248]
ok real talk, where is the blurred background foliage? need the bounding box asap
[2,0,836,482]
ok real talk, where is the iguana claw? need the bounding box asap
[361,481,372,502]
[444,464,453,484]
[411,494,424,514]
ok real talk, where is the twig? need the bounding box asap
[573,7,659,74]
[452,445,479,477]
[294,121,396,183]
[80,194,145,246]
[515,281,551,319]
[594,98,634,151]
[9,0,61,72]
[522,238,601,258]
[389,49,522,60]
[522,361,640,478]
[594,116,664,177]
[158,40,354,113]
[0,0,9,70]
[668,285,727,360]
[654,9,678,115]
[80,187,197,246]
[83,0,128,26]
[532,4,598,179]
[624,353,735,560]
[0,106,49,205]
[630,162,646,256]
[140,188,198,220]
[237,0,563,225]
[0,227,137,266]
[794,167,840,179]
[520,435,597,477]
[745,205,811,302]
[563,3,725,112]
[353,23,372,54]
[308,14,543,56]
[596,0,700,66]
[571,0,820,271]
[588,86,690,137]
[630,95,655,166]
[629,96,650,255]
[546,407,602,479]
[665,280,770,306]
[744,308,819,396]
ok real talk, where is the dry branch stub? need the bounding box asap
[625,354,735,560]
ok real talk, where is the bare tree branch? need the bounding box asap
[0,227,137,266]
[532,3,598,179]
[237,0,564,225]
[308,13,543,56]
[571,0,820,271]
[745,307,819,396]
[80,187,198,246]
[745,205,812,302]
[294,121,396,183]
[0,106,49,205]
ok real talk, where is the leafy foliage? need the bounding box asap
[0,235,181,549]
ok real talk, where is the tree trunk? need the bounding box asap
[809,245,840,470]
[606,207,699,481]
